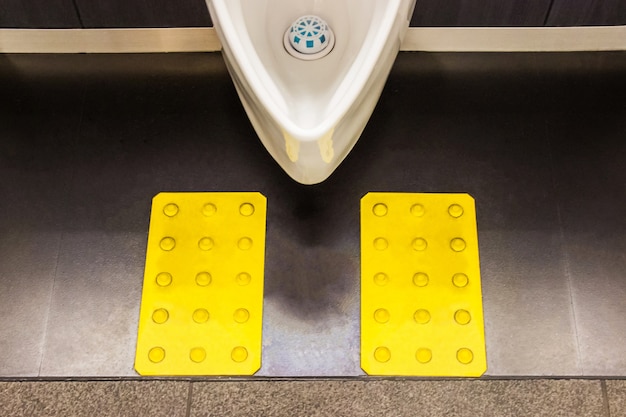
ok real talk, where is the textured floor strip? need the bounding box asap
[135,192,266,376]
[361,192,486,376]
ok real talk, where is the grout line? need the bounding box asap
[37,234,63,377]
[544,119,584,376]
[542,0,556,26]
[37,81,87,377]
[2,375,621,383]
[185,381,194,417]
[602,380,612,417]
[70,0,85,29]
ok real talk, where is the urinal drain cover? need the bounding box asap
[284,15,335,60]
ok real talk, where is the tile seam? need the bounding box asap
[601,380,612,417]
[545,120,584,376]
[185,381,193,417]
[37,86,86,376]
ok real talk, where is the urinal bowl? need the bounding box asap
[207,0,416,185]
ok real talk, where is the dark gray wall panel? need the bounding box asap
[75,0,211,28]
[410,0,552,26]
[547,0,626,26]
[0,0,81,28]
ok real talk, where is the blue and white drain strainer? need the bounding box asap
[284,15,335,60]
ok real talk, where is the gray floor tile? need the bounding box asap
[2,52,626,378]
[480,231,580,376]
[259,189,361,376]
[0,381,189,417]
[0,232,60,376]
[36,54,264,376]
[189,379,605,417]
[353,82,579,376]
[40,232,146,376]
[0,54,82,376]
[0,176,70,376]
[607,380,626,417]
[566,237,626,376]
[550,115,626,376]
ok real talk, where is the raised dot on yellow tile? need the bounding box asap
[413,272,429,287]
[239,203,255,217]
[374,272,389,286]
[238,237,253,250]
[231,346,248,363]
[374,237,388,251]
[159,237,176,251]
[416,348,432,364]
[195,271,212,287]
[198,237,214,251]
[452,273,469,288]
[236,272,252,286]
[155,272,172,287]
[374,308,390,324]
[410,203,425,217]
[234,308,250,324]
[448,204,464,218]
[373,203,388,217]
[152,308,169,324]
[163,203,179,217]
[192,309,209,324]
[414,309,431,324]
[454,309,472,325]
[457,348,474,365]
[450,237,466,252]
[202,203,217,217]
[190,347,206,363]
[374,347,391,363]
[412,237,428,251]
[148,347,165,364]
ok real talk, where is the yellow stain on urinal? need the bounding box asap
[283,131,300,162]
[318,128,335,163]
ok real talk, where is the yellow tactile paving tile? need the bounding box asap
[361,192,486,377]
[135,192,266,376]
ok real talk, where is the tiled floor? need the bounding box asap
[1,51,626,412]
[0,379,622,416]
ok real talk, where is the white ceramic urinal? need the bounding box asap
[207,0,416,184]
